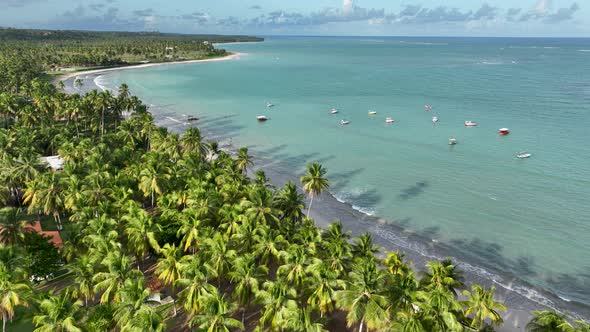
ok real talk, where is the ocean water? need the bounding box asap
[98,37,590,317]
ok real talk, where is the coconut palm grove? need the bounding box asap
[0,29,588,332]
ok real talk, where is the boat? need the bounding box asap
[257,116,269,122]
[464,121,478,127]
[498,128,510,136]
[385,117,395,123]
[187,116,199,122]
[368,111,377,115]
[517,151,531,159]
[432,116,439,124]
[448,137,457,145]
[330,108,339,114]
[266,102,274,108]
[340,119,350,125]
[425,105,432,111]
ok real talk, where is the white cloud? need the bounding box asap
[343,0,353,15]
[534,0,552,14]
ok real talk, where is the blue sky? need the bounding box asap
[1,0,588,37]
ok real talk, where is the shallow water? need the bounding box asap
[98,36,590,316]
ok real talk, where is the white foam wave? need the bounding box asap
[93,75,113,92]
[331,188,376,216]
[578,50,590,52]
[477,60,503,65]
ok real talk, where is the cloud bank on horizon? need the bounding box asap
[0,0,587,36]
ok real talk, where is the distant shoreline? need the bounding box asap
[54,52,243,85]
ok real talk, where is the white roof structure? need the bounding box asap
[39,156,64,171]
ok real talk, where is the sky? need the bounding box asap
[1,0,588,37]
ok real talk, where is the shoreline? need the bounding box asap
[59,58,589,332]
[53,52,243,85]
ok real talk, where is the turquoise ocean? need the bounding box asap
[95,37,590,317]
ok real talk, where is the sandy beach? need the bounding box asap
[57,53,561,332]
[54,52,243,86]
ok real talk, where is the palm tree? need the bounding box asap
[335,259,389,332]
[122,203,161,268]
[175,255,216,316]
[235,147,253,175]
[23,172,65,229]
[32,289,84,332]
[352,233,379,261]
[0,207,31,245]
[138,153,172,207]
[93,252,142,304]
[277,244,318,290]
[180,127,207,157]
[176,207,210,254]
[252,225,287,265]
[287,306,328,332]
[228,254,268,324]
[0,262,31,332]
[420,259,464,296]
[69,255,96,306]
[461,285,506,331]
[205,233,237,287]
[113,276,161,331]
[526,310,572,332]
[189,291,244,332]
[300,162,329,218]
[257,280,299,330]
[275,181,305,224]
[306,260,345,318]
[155,244,182,316]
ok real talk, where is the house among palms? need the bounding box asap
[24,220,63,249]
[39,155,64,171]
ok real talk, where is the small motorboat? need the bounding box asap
[368,111,377,115]
[187,116,199,122]
[517,151,531,159]
[340,119,350,125]
[266,102,274,108]
[432,116,439,124]
[465,121,478,127]
[257,116,269,122]
[385,117,395,123]
[425,105,432,111]
[330,108,338,114]
[498,128,510,136]
[448,137,457,145]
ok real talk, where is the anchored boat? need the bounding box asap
[499,128,510,136]
[385,117,395,123]
[465,120,478,127]
[257,116,269,122]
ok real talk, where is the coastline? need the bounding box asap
[58,57,589,332]
[53,52,242,86]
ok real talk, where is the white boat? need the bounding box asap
[517,151,531,159]
[385,117,395,123]
[448,137,457,145]
[432,116,439,124]
[266,102,274,108]
[257,116,269,122]
[498,128,510,136]
[340,119,350,125]
[464,120,478,127]
[330,108,338,114]
[425,105,432,111]
[368,111,377,115]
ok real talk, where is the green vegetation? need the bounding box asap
[0,31,588,332]
[0,27,262,73]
